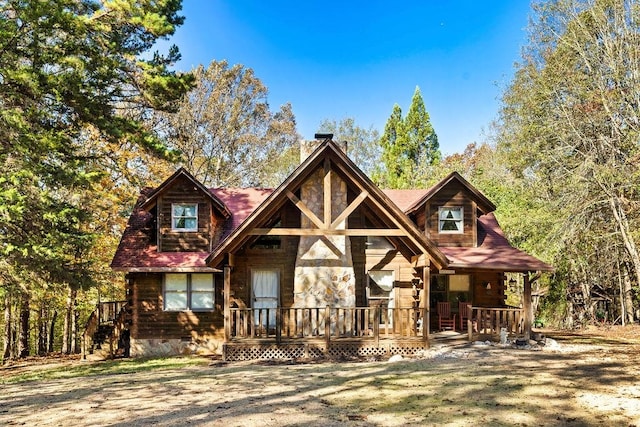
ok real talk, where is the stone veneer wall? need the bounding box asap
[129,337,221,357]
[293,140,356,332]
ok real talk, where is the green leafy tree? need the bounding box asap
[317,117,380,176]
[0,0,192,358]
[160,60,299,188]
[375,87,440,188]
[497,0,640,325]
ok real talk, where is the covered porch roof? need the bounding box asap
[440,213,553,273]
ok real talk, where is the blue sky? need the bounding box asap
[163,1,532,156]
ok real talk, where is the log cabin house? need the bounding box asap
[93,136,552,361]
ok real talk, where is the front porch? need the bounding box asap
[222,305,526,361]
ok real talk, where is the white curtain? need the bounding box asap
[252,269,279,327]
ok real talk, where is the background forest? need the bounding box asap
[1,0,638,361]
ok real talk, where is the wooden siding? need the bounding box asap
[157,175,216,252]
[131,272,224,341]
[366,248,419,309]
[231,201,300,308]
[424,180,478,247]
[471,271,506,307]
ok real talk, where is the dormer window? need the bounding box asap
[172,203,198,231]
[439,207,463,234]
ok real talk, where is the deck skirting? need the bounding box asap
[223,338,429,361]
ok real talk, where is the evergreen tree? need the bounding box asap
[0,0,192,358]
[375,87,440,188]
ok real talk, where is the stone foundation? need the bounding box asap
[130,337,221,358]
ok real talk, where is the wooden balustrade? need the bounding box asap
[229,306,428,342]
[467,306,524,340]
[82,300,129,359]
[98,301,127,324]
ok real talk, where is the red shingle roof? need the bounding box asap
[111,188,273,271]
[381,189,430,211]
[111,179,551,273]
[440,213,553,272]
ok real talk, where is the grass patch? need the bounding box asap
[0,356,210,385]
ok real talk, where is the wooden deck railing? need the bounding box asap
[82,300,128,359]
[229,306,428,342]
[98,301,127,324]
[467,306,524,340]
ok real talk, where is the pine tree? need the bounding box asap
[375,87,440,188]
[0,0,192,358]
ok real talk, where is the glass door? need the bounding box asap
[251,269,279,330]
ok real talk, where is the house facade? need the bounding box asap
[106,137,552,360]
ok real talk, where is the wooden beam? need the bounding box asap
[331,191,368,229]
[422,262,430,344]
[250,228,408,236]
[362,191,442,266]
[223,266,231,345]
[411,253,429,268]
[286,190,324,229]
[324,158,331,227]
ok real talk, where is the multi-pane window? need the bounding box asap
[164,273,214,311]
[438,207,463,233]
[172,204,198,231]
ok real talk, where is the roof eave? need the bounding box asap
[405,171,497,215]
[447,262,554,273]
[140,167,232,219]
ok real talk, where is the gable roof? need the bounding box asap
[140,167,231,219]
[206,139,449,269]
[404,171,496,215]
[110,187,271,272]
[112,148,552,274]
[110,187,208,271]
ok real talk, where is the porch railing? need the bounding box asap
[229,306,428,342]
[468,306,524,340]
[82,300,128,359]
[98,301,127,324]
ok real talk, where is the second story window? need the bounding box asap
[439,207,463,233]
[172,203,198,231]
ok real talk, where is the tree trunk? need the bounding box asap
[37,304,46,355]
[62,286,77,354]
[622,265,635,324]
[610,196,640,302]
[2,293,12,362]
[18,291,30,358]
[48,310,57,353]
[70,306,78,354]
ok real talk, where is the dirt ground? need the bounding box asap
[1,326,640,426]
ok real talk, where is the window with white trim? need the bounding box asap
[172,203,198,231]
[438,206,463,234]
[164,273,214,311]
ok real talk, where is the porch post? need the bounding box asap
[421,263,430,344]
[523,272,532,341]
[224,265,231,343]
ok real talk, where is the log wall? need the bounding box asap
[157,175,219,252]
[131,272,224,342]
[423,180,478,247]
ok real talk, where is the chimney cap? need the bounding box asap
[314,133,333,140]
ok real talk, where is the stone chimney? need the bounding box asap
[300,134,347,163]
[293,135,355,333]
